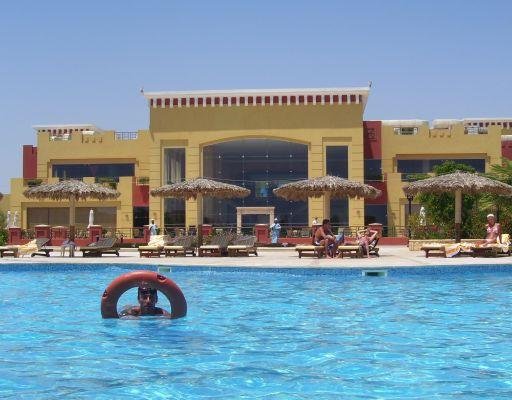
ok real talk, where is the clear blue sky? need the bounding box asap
[1,0,511,193]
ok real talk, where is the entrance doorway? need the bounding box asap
[236,206,275,232]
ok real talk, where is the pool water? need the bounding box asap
[1,265,512,399]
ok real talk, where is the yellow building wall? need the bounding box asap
[36,130,151,179]
[149,104,366,227]
[382,123,503,228]
[9,130,150,230]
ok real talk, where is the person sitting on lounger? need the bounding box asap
[477,213,502,246]
[120,286,171,317]
[345,227,378,258]
[314,219,336,258]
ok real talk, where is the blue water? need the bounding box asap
[1,265,512,399]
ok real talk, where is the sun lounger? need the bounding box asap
[295,245,325,258]
[0,239,39,258]
[227,235,258,257]
[368,237,380,257]
[337,245,363,258]
[469,234,511,257]
[81,237,119,257]
[198,234,232,257]
[138,235,168,258]
[421,243,447,258]
[31,238,53,257]
[163,236,196,257]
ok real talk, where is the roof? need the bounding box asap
[143,86,371,110]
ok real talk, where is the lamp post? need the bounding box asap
[406,194,414,238]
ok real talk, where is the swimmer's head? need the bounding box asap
[138,286,158,308]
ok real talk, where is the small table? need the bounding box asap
[0,247,19,258]
[60,244,76,257]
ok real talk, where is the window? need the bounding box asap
[364,204,387,226]
[394,127,418,135]
[326,146,349,225]
[202,139,308,225]
[164,148,185,184]
[163,149,186,226]
[364,159,382,182]
[397,159,486,175]
[27,207,116,229]
[52,163,134,180]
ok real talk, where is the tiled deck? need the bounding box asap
[1,246,512,269]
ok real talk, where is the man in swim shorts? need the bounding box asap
[314,219,336,258]
[120,285,171,317]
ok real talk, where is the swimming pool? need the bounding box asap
[1,264,511,399]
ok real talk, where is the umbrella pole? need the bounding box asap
[197,194,203,246]
[323,193,331,220]
[69,196,76,241]
[454,189,462,243]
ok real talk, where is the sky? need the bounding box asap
[0,0,511,193]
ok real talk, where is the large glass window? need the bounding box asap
[163,148,186,227]
[164,148,185,184]
[397,159,485,174]
[203,139,308,225]
[326,146,348,226]
[364,159,382,182]
[364,204,387,226]
[52,163,134,180]
[26,207,116,229]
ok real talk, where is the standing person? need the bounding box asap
[270,218,281,244]
[148,219,158,237]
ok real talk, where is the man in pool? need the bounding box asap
[120,285,171,317]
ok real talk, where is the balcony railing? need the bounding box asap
[50,133,72,141]
[115,131,138,140]
[465,126,488,135]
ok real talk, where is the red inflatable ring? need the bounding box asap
[101,270,187,319]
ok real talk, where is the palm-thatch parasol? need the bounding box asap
[403,171,512,242]
[150,178,250,200]
[273,175,381,219]
[23,180,120,240]
[151,178,250,238]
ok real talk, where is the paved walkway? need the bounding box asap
[1,246,512,269]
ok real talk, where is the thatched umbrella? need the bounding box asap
[150,178,250,200]
[273,175,381,219]
[403,171,512,242]
[23,180,120,240]
[151,178,250,240]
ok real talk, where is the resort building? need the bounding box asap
[3,86,512,236]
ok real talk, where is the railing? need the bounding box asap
[23,178,45,187]
[465,126,488,135]
[49,134,72,141]
[162,224,408,238]
[115,131,138,140]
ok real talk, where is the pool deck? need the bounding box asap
[1,245,512,269]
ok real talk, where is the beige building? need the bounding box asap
[3,86,512,235]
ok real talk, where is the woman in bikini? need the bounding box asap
[480,213,501,246]
[356,227,379,258]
